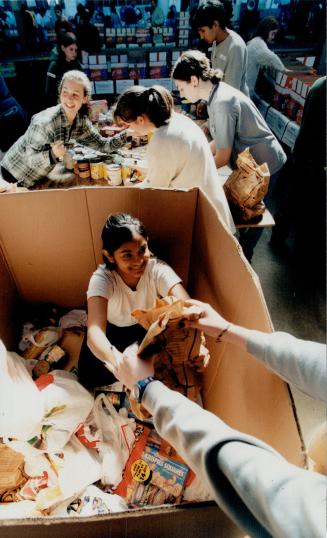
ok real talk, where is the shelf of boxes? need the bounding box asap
[83,48,182,97]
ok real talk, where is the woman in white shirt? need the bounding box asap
[113,85,235,233]
[78,213,189,389]
[246,16,286,98]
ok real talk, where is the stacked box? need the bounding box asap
[271,83,290,114]
[105,28,116,47]
[116,28,127,45]
[149,51,167,78]
[94,22,105,41]
[163,27,175,44]
[178,11,189,47]
[286,90,305,124]
[129,63,147,80]
[296,56,316,67]
[136,27,151,45]
[126,27,136,45]
[111,54,129,79]
[89,54,108,81]
[153,27,164,45]
[294,75,320,98]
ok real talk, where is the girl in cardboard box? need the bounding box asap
[113,85,235,233]
[171,50,287,261]
[0,70,128,192]
[78,212,190,389]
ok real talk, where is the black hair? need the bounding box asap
[113,85,173,128]
[101,213,148,269]
[58,32,78,59]
[171,50,222,84]
[191,0,227,31]
[255,16,279,42]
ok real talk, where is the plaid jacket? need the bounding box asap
[2,105,127,188]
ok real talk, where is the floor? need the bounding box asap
[252,226,326,448]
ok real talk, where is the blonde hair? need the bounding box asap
[59,70,92,101]
[58,70,92,117]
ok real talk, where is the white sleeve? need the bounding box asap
[152,259,182,297]
[86,266,114,300]
[143,382,326,538]
[247,331,326,402]
[224,45,246,90]
[257,45,285,71]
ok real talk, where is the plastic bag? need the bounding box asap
[0,340,44,441]
[34,370,94,451]
[93,394,135,486]
[51,484,128,517]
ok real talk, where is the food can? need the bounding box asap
[77,158,91,180]
[103,163,122,186]
[90,158,104,181]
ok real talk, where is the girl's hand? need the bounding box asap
[114,342,155,390]
[51,141,65,159]
[184,299,230,339]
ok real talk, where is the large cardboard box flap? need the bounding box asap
[0,187,303,537]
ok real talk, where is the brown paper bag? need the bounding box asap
[130,297,210,420]
[224,148,270,223]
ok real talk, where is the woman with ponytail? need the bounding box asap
[172,50,287,262]
[113,85,235,233]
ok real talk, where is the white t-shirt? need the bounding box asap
[211,29,249,95]
[87,257,181,327]
[247,37,285,98]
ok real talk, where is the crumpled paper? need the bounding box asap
[129,297,210,419]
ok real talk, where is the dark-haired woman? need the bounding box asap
[246,17,286,98]
[1,71,128,190]
[172,50,286,261]
[45,32,83,104]
[78,213,189,389]
[113,85,235,232]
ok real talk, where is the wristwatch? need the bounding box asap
[130,376,156,403]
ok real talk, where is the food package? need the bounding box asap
[0,443,27,498]
[130,297,210,420]
[22,328,62,360]
[224,148,270,223]
[115,426,192,507]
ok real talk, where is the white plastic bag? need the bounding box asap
[51,484,128,517]
[0,340,44,440]
[93,394,135,486]
[35,370,94,451]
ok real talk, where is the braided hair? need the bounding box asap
[171,50,222,84]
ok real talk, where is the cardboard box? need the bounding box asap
[0,188,303,537]
[282,120,300,149]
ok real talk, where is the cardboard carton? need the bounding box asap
[0,187,304,537]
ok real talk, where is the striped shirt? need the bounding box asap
[2,105,127,188]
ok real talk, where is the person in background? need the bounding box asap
[45,32,83,105]
[108,3,122,28]
[0,71,129,192]
[113,85,235,233]
[191,0,248,95]
[76,7,102,53]
[78,212,189,389]
[166,5,178,29]
[54,5,73,38]
[0,74,28,153]
[151,0,165,27]
[247,17,286,99]
[113,298,326,538]
[172,50,286,262]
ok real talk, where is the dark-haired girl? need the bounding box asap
[1,71,128,191]
[78,213,189,389]
[172,50,286,261]
[247,17,286,98]
[45,32,83,104]
[113,85,235,232]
